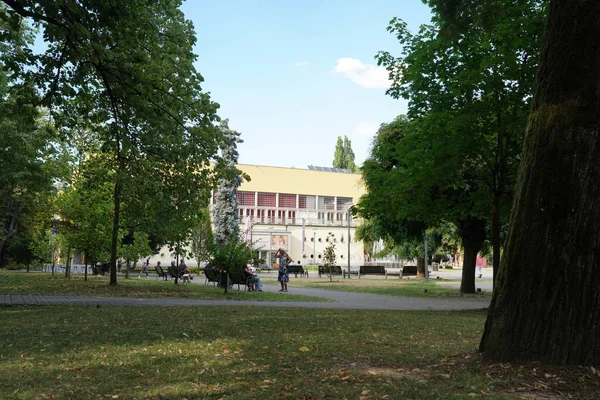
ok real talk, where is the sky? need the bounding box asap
[181,0,433,169]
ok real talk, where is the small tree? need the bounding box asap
[211,239,253,293]
[118,232,152,281]
[322,232,337,282]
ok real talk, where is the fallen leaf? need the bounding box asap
[299,346,310,352]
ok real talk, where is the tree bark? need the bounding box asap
[417,257,425,278]
[491,192,501,289]
[458,219,485,294]
[109,158,124,286]
[480,0,600,365]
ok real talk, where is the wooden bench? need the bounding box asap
[358,265,386,278]
[318,265,342,278]
[287,265,308,278]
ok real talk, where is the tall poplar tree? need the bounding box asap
[332,135,357,171]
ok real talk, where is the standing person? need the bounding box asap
[275,247,292,292]
[476,254,484,278]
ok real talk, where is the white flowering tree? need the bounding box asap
[213,119,243,245]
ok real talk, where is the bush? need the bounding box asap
[445,265,454,269]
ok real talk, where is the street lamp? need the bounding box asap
[312,231,317,264]
[347,209,351,279]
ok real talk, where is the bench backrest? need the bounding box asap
[318,265,342,276]
[228,268,249,285]
[168,265,181,278]
[287,265,304,274]
[204,267,220,282]
[402,265,418,275]
[359,265,386,274]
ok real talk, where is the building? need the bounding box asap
[154,164,366,268]
[230,164,366,268]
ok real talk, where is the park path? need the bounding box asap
[0,281,490,311]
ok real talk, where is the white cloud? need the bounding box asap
[294,60,310,68]
[353,122,379,137]
[333,57,391,89]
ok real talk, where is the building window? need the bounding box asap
[336,197,353,210]
[318,196,335,210]
[279,193,296,208]
[258,192,276,207]
[237,191,255,206]
[299,195,316,209]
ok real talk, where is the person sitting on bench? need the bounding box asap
[244,264,263,292]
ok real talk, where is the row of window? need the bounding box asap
[227,191,353,210]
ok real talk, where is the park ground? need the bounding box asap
[1,271,599,399]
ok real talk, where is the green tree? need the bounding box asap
[333,137,345,169]
[118,231,152,280]
[479,0,600,365]
[1,1,224,285]
[333,135,358,172]
[211,239,253,293]
[343,137,357,172]
[321,232,337,282]
[190,207,214,268]
[374,1,546,289]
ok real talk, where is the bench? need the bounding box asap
[287,265,308,278]
[155,265,168,280]
[227,269,252,291]
[358,265,386,278]
[168,265,190,283]
[318,265,342,278]
[204,267,219,286]
[402,265,418,277]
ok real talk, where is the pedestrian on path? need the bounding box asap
[275,247,292,292]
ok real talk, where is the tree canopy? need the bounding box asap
[332,135,357,172]
[366,0,546,290]
[1,1,226,283]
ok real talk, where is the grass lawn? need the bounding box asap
[260,275,492,298]
[0,272,329,302]
[1,305,598,399]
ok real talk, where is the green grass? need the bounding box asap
[1,305,597,399]
[0,272,329,302]
[260,275,492,298]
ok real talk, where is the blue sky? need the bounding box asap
[181,0,432,168]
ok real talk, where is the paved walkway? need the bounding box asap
[0,281,490,311]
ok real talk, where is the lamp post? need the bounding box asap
[312,231,317,265]
[347,209,351,279]
[424,231,429,283]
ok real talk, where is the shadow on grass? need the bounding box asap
[1,306,596,399]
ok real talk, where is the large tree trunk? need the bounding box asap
[109,157,124,286]
[458,219,485,294]
[480,0,600,365]
[491,192,501,289]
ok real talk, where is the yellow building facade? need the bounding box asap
[230,164,366,268]
[154,164,366,268]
